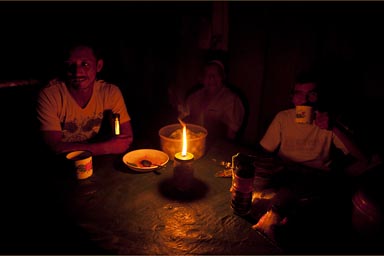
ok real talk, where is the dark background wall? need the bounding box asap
[228,1,384,153]
[1,1,384,154]
[1,1,384,253]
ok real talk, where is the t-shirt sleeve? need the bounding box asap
[107,85,131,124]
[226,95,245,132]
[332,133,350,156]
[259,113,282,152]
[36,88,62,132]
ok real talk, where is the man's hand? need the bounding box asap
[314,111,331,130]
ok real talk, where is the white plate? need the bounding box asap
[122,149,169,172]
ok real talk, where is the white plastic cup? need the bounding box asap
[66,150,93,180]
[295,105,313,124]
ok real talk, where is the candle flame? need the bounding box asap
[178,118,187,157]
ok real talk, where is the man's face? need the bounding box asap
[292,82,318,106]
[65,46,103,89]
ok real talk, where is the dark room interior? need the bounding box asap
[1,1,384,254]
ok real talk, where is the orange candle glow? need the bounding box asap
[181,124,187,156]
[175,120,194,161]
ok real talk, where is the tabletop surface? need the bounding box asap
[60,140,283,255]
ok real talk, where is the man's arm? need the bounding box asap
[42,121,133,156]
[331,125,371,176]
[316,111,371,176]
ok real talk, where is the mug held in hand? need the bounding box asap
[295,105,314,124]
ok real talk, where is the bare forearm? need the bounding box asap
[84,135,133,155]
[42,121,134,156]
[50,135,133,156]
[332,126,369,163]
[332,126,371,176]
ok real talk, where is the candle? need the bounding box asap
[176,120,194,159]
[175,152,194,162]
[174,122,194,161]
[173,154,194,191]
[173,121,195,191]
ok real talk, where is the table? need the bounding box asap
[59,140,283,255]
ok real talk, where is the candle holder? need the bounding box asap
[173,152,195,191]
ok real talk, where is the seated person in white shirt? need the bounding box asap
[179,59,245,143]
[252,70,372,243]
[37,40,133,156]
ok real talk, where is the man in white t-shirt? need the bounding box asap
[178,60,245,144]
[37,41,133,156]
[252,71,371,243]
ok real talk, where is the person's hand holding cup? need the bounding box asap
[295,105,331,130]
[314,111,331,130]
[295,105,314,124]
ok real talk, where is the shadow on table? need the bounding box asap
[0,155,112,255]
[158,178,209,202]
